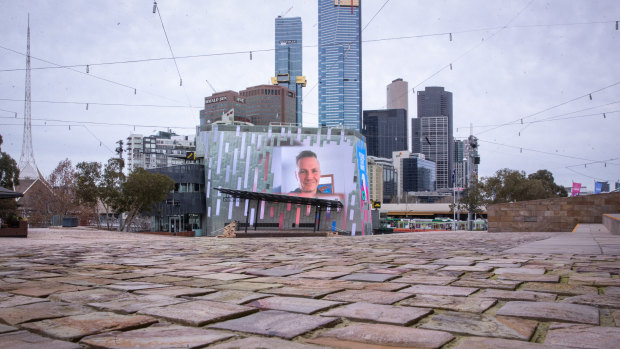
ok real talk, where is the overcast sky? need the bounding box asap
[1,0,619,189]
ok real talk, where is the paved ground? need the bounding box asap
[1,226,619,348]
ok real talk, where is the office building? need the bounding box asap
[274,16,304,124]
[367,157,383,204]
[240,85,297,125]
[413,86,454,189]
[362,109,408,159]
[387,78,408,112]
[199,85,296,126]
[318,0,362,130]
[402,155,436,192]
[126,131,196,172]
[369,156,396,204]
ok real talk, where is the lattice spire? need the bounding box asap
[18,15,41,180]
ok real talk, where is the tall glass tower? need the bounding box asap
[318,0,362,130]
[274,16,303,125]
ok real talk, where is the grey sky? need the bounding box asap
[1,0,618,189]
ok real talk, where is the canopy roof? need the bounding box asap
[213,187,343,209]
[0,187,24,199]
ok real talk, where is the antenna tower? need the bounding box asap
[18,15,42,180]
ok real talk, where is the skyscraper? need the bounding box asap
[362,109,408,158]
[412,86,454,190]
[274,16,304,124]
[318,0,362,130]
[387,78,408,113]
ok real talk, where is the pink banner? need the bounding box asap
[572,182,581,196]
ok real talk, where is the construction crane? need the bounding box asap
[205,79,217,93]
[279,6,293,17]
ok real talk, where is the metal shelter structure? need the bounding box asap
[213,187,344,234]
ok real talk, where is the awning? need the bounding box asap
[213,187,343,209]
[0,187,23,199]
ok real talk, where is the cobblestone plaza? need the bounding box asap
[1,225,619,348]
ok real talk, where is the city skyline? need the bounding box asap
[1,1,618,188]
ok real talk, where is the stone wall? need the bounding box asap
[487,192,620,232]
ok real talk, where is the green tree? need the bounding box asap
[117,167,174,231]
[47,159,78,217]
[100,158,125,230]
[528,169,568,198]
[0,134,20,225]
[481,168,568,204]
[75,161,103,228]
[461,179,485,217]
[0,134,20,189]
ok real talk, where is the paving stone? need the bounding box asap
[432,258,475,266]
[453,336,565,349]
[0,323,17,333]
[192,289,269,304]
[130,275,189,284]
[562,294,620,309]
[133,285,215,297]
[89,294,187,314]
[172,278,229,288]
[80,323,234,348]
[308,323,454,349]
[246,266,308,277]
[323,289,411,304]
[21,311,157,341]
[362,282,409,291]
[393,274,458,285]
[0,330,81,349]
[613,310,620,326]
[399,284,478,296]
[262,286,343,298]
[497,301,599,324]
[48,288,126,304]
[420,311,538,340]
[475,288,557,302]
[104,281,170,291]
[209,310,338,339]
[55,277,118,287]
[209,336,328,349]
[604,286,620,296]
[293,270,351,279]
[452,278,521,290]
[138,299,257,326]
[195,272,254,281]
[9,284,90,297]
[401,294,496,313]
[0,295,48,308]
[212,281,281,292]
[496,273,560,282]
[520,282,598,296]
[338,272,398,282]
[247,296,341,314]
[441,265,494,272]
[567,274,620,286]
[320,301,432,325]
[0,301,87,325]
[544,322,620,348]
[495,267,546,275]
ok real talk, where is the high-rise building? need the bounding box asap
[126,131,196,172]
[274,16,304,125]
[402,155,436,192]
[387,78,408,113]
[362,109,408,158]
[199,85,296,126]
[413,86,454,189]
[318,0,362,130]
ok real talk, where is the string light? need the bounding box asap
[449,33,453,41]
[152,1,157,14]
[86,65,89,73]
[86,103,88,110]
[250,51,253,60]
[589,94,592,100]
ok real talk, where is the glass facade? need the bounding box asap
[275,16,303,124]
[318,0,362,130]
[402,157,436,192]
[415,86,454,189]
[362,109,408,158]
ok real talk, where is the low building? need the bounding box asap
[126,131,196,172]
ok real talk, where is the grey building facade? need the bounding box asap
[362,109,408,159]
